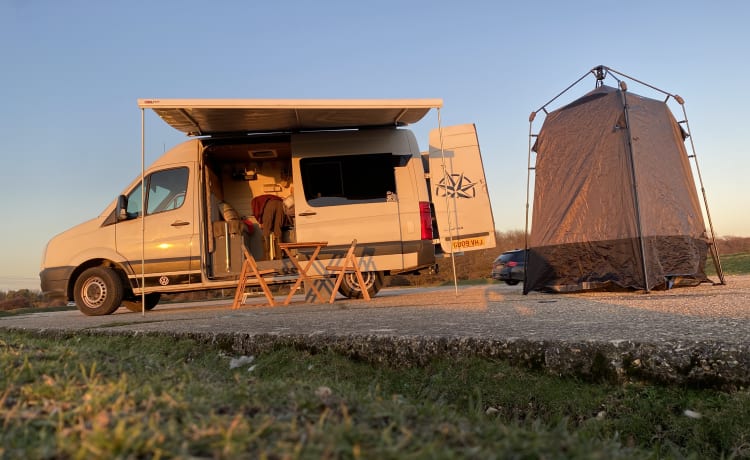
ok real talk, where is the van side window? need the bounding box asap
[300,153,397,206]
[126,167,189,217]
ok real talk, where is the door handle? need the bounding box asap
[298,211,317,216]
[171,220,190,227]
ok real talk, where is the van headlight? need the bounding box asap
[39,242,50,270]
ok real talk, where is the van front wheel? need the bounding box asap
[338,271,384,299]
[73,267,124,316]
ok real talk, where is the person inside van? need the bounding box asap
[251,194,284,260]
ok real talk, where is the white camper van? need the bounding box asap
[40,99,496,315]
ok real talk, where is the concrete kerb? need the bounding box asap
[3,276,750,389]
[8,327,750,389]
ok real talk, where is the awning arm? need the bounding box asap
[140,108,146,315]
[435,108,460,296]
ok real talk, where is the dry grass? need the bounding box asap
[716,236,750,256]
[2,331,750,459]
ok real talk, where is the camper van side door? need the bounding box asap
[428,124,497,253]
[114,165,197,289]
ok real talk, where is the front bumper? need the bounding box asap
[39,266,74,298]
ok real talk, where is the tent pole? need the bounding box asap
[618,82,651,292]
[676,101,725,284]
[523,112,536,293]
[532,68,595,115]
[140,108,146,316]
[604,66,674,99]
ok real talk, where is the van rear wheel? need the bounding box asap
[73,267,124,316]
[338,271,384,299]
[122,293,161,312]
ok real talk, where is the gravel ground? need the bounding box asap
[3,275,749,387]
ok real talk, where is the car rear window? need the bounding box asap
[501,251,525,263]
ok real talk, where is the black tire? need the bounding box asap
[122,293,161,313]
[338,271,384,299]
[73,267,124,316]
[505,280,521,286]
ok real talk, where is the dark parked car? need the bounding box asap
[491,249,526,285]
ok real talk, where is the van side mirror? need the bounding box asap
[116,195,129,221]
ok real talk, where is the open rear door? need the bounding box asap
[428,124,496,253]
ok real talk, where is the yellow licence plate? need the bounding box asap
[451,237,485,250]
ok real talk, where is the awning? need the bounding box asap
[137,98,444,136]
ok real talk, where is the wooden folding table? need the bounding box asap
[279,241,328,305]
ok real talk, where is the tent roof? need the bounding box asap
[137,98,443,136]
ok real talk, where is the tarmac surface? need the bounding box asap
[3,275,749,387]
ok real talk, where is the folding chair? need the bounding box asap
[326,239,371,303]
[232,247,277,308]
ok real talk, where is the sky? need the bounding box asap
[1,0,748,291]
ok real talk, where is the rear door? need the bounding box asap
[428,124,496,253]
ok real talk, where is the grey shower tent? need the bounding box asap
[524,67,723,293]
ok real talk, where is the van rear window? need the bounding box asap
[300,153,398,206]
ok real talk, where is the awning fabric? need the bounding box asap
[137,98,443,136]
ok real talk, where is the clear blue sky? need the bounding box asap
[1,1,747,291]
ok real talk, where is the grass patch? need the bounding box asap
[1,331,749,458]
[708,252,750,275]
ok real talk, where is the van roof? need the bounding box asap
[137,98,444,136]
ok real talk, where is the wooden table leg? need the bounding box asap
[281,244,327,305]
